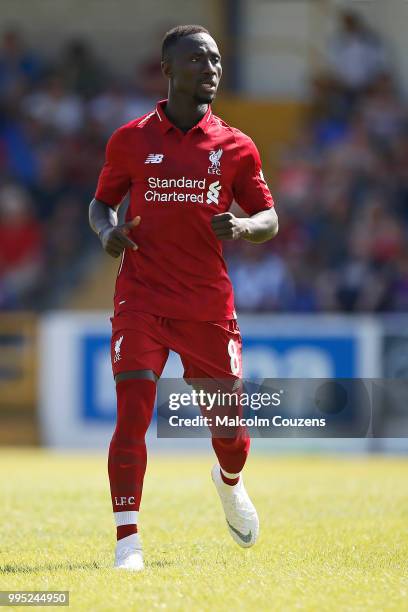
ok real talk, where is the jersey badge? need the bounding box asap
[208,148,223,175]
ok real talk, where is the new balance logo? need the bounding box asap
[206,180,221,205]
[114,335,123,363]
[145,153,164,164]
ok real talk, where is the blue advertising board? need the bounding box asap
[79,315,378,424]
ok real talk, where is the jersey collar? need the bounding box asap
[155,99,213,134]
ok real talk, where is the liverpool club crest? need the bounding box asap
[208,148,223,175]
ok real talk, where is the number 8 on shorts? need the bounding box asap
[228,339,240,376]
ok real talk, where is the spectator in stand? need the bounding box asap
[335,219,391,312]
[359,73,406,146]
[326,115,377,174]
[394,133,408,223]
[136,29,169,100]
[0,184,44,308]
[391,251,408,311]
[22,72,84,134]
[59,39,105,99]
[0,106,41,186]
[0,28,42,100]
[46,193,87,270]
[62,118,106,192]
[228,241,294,312]
[308,75,350,147]
[88,79,152,137]
[30,145,71,220]
[328,10,387,103]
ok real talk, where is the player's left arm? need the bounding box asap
[211,207,278,243]
[211,135,278,243]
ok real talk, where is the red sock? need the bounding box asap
[212,435,250,479]
[220,470,240,486]
[210,378,251,478]
[117,524,138,540]
[108,378,156,540]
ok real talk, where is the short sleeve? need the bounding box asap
[95,128,131,207]
[232,136,274,215]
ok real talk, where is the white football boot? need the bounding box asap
[211,464,259,548]
[114,533,144,571]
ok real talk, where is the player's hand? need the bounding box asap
[100,216,141,258]
[211,212,248,240]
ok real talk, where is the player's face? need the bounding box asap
[165,33,222,103]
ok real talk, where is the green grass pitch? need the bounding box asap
[1,450,407,611]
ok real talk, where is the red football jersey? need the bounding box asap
[95,100,274,321]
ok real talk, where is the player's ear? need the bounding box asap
[161,59,172,79]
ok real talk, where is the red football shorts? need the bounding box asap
[111,312,242,380]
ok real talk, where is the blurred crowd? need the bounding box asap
[228,10,408,312]
[1,12,408,312]
[0,29,162,309]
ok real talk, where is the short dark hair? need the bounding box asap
[161,24,210,61]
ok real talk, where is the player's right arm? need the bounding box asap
[89,199,139,258]
[89,127,140,258]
